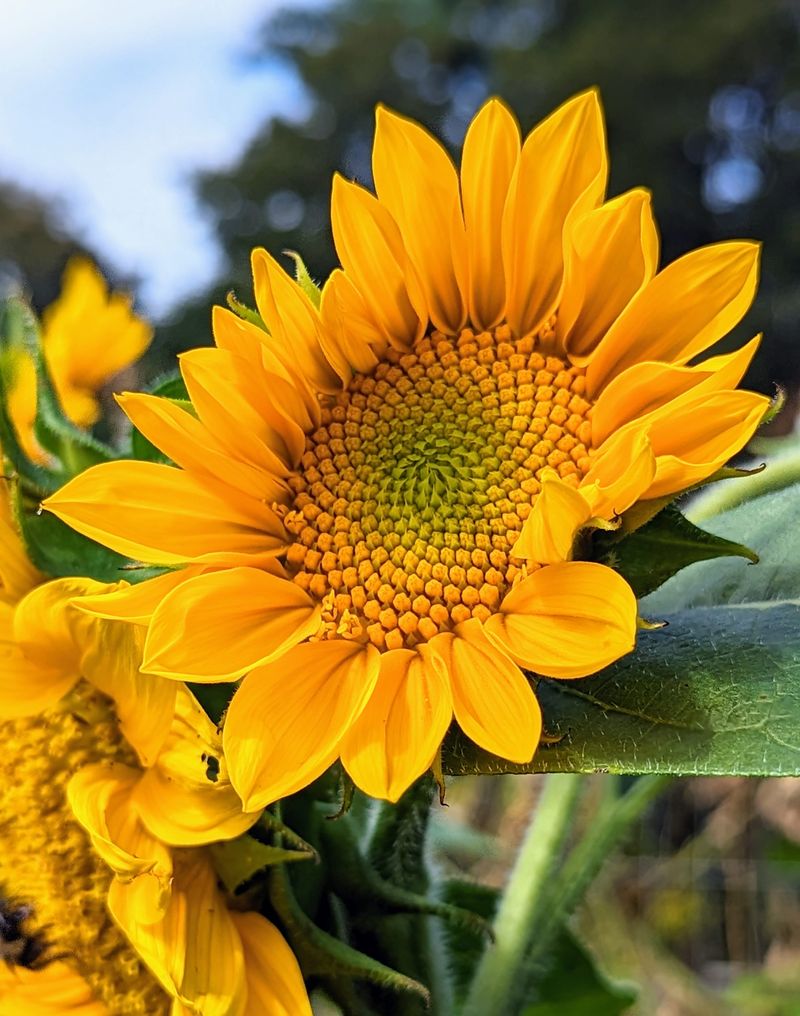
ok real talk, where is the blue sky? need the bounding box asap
[0,0,309,315]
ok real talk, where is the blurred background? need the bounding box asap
[3,1,800,1012]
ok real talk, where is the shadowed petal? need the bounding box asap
[224,640,380,811]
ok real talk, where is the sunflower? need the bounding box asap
[4,257,152,462]
[45,89,767,806]
[0,484,310,1015]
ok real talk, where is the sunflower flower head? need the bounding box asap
[1,257,153,465]
[46,89,769,807]
[0,483,311,1016]
[0,683,170,1016]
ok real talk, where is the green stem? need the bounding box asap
[461,774,583,1016]
[526,774,671,971]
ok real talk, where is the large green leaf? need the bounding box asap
[443,483,800,779]
[444,601,800,777]
[521,932,636,1016]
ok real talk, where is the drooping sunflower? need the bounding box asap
[4,257,152,462]
[46,90,768,805]
[0,484,310,1015]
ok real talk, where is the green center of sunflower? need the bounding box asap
[284,324,595,649]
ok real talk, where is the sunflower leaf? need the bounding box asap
[11,480,132,582]
[595,504,758,598]
[444,483,800,779]
[520,930,637,1016]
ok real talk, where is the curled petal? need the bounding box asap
[512,471,592,564]
[133,687,260,846]
[108,852,246,1016]
[486,562,637,679]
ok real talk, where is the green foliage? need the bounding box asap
[209,832,315,894]
[595,503,758,598]
[443,482,800,779]
[521,932,636,1016]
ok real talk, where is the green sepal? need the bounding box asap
[285,250,322,308]
[209,832,314,895]
[188,682,235,725]
[32,337,116,476]
[268,862,430,1005]
[595,504,758,598]
[11,479,132,582]
[226,290,267,331]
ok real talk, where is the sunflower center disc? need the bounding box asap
[285,325,595,649]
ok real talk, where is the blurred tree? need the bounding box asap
[159,0,800,396]
[0,179,100,310]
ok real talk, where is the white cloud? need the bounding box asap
[0,0,310,314]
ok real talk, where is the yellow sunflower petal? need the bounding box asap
[580,427,657,519]
[252,247,347,390]
[485,561,636,678]
[319,270,386,373]
[331,173,425,347]
[143,567,321,682]
[180,339,308,469]
[43,461,287,566]
[208,306,317,438]
[67,763,173,921]
[511,469,592,564]
[645,388,769,498]
[233,912,312,1016]
[461,98,520,330]
[77,615,176,767]
[0,601,78,717]
[561,188,659,360]
[372,104,467,334]
[223,640,380,811]
[13,576,99,672]
[0,479,43,602]
[0,961,107,1015]
[586,240,760,396]
[592,335,762,446]
[133,686,259,846]
[429,619,541,763]
[503,89,607,338]
[108,852,246,1016]
[341,647,453,802]
[117,392,291,504]
[74,568,201,626]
